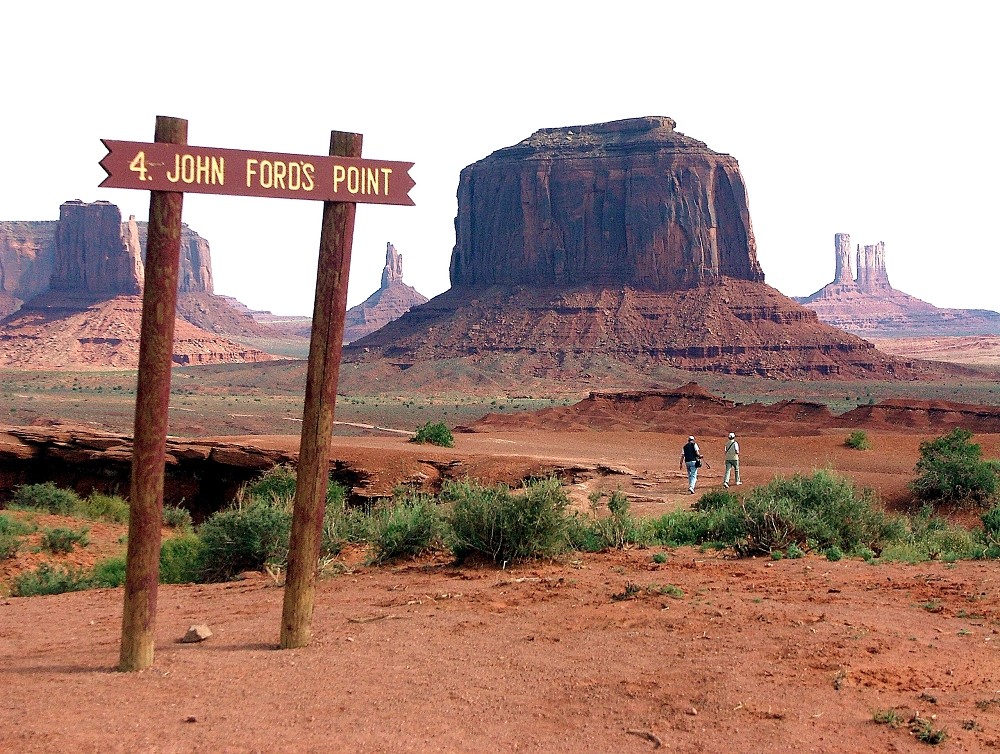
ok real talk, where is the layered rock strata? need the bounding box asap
[798,235,1000,337]
[347,117,915,379]
[342,242,428,343]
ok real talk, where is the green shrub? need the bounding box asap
[12,482,81,515]
[588,491,647,550]
[79,492,130,523]
[444,478,571,564]
[0,532,21,560]
[13,563,91,596]
[243,464,298,505]
[197,501,291,582]
[910,428,999,507]
[0,515,34,560]
[982,505,1000,547]
[649,470,904,558]
[160,533,205,583]
[163,505,194,532]
[40,526,90,554]
[90,556,127,588]
[845,431,872,450]
[410,421,455,448]
[369,494,444,564]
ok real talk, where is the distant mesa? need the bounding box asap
[0,200,276,368]
[342,242,428,344]
[460,381,1000,435]
[346,116,917,379]
[796,233,1000,337]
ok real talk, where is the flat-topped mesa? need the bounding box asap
[448,116,765,290]
[50,200,143,295]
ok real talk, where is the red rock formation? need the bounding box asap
[798,235,1000,337]
[342,242,428,343]
[0,221,54,318]
[136,221,213,293]
[0,296,276,369]
[449,116,765,290]
[347,118,916,380]
[0,201,215,317]
[50,200,143,295]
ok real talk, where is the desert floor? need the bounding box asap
[3,428,1000,753]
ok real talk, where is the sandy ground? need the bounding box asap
[3,429,1000,752]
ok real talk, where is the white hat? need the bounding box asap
[688,436,695,441]
[728,432,736,439]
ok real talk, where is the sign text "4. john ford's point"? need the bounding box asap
[100,140,415,206]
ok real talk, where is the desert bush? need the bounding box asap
[13,563,91,596]
[910,428,999,507]
[0,532,21,560]
[160,533,205,583]
[982,505,1000,548]
[242,464,298,505]
[444,477,571,564]
[40,526,90,554]
[12,482,82,515]
[410,421,455,448]
[0,515,35,560]
[649,470,903,558]
[90,556,127,588]
[880,506,982,562]
[79,492,130,524]
[844,431,872,450]
[162,505,194,532]
[369,493,445,563]
[740,470,904,556]
[197,500,291,582]
[587,491,647,550]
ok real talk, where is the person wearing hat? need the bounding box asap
[724,432,742,488]
[680,435,703,494]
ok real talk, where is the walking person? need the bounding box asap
[724,432,742,488]
[680,435,703,494]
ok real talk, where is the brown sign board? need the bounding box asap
[100,140,415,205]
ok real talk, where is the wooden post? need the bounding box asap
[119,116,187,671]
[280,131,362,649]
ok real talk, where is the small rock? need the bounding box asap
[686,706,698,716]
[184,716,198,723]
[181,624,213,643]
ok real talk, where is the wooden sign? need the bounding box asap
[100,140,415,205]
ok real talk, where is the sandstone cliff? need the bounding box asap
[449,116,765,290]
[0,201,214,318]
[797,234,1000,337]
[0,201,278,368]
[343,242,428,343]
[346,117,914,380]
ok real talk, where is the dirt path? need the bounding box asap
[3,550,999,753]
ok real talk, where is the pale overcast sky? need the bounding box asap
[4,1,996,316]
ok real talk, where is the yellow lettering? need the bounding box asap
[333,164,346,193]
[195,155,210,184]
[381,167,392,194]
[129,151,150,182]
[272,161,287,189]
[246,159,258,187]
[212,157,224,185]
[302,163,315,191]
[181,154,196,183]
[259,160,273,189]
[365,167,378,194]
[166,153,181,183]
[347,166,360,194]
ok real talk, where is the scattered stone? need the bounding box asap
[181,624,213,643]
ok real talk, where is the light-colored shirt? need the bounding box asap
[725,440,740,461]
